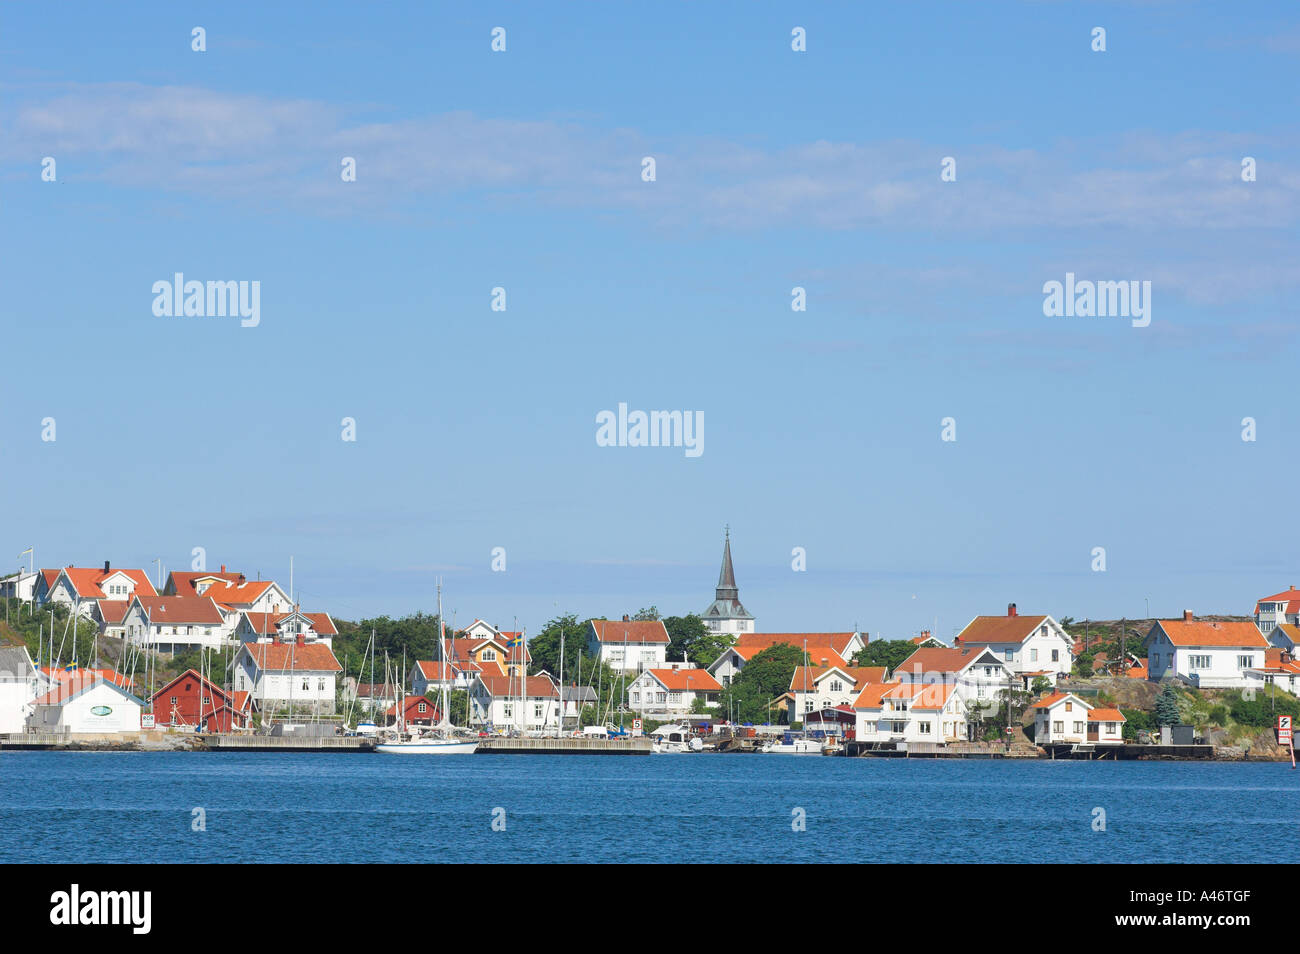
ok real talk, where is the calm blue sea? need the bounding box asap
[1,752,1295,864]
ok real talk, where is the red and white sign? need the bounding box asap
[1278,716,1292,745]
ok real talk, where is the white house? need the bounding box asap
[953,604,1074,686]
[1254,585,1300,637]
[235,609,337,648]
[196,577,293,616]
[628,665,722,716]
[892,645,1016,708]
[853,681,969,747]
[28,676,144,734]
[233,639,342,715]
[36,564,157,617]
[469,674,560,732]
[1244,649,1300,695]
[588,617,670,673]
[1146,612,1269,689]
[708,632,865,686]
[0,645,39,734]
[121,595,233,653]
[0,569,38,601]
[789,665,887,724]
[1266,623,1300,655]
[1033,692,1125,745]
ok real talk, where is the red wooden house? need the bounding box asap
[386,694,441,727]
[151,669,251,731]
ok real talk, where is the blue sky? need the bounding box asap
[2,2,1299,640]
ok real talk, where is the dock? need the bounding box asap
[200,734,375,752]
[476,736,652,755]
[1040,742,1216,760]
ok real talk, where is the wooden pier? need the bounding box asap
[476,736,652,755]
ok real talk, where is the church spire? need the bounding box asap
[716,525,737,598]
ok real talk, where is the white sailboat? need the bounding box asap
[376,580,478,755]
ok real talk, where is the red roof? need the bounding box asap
[954,614,1050,646]
[1255,588,1300,616]
[42,666,133,689]
[895,645,1000,678]
[789,666,886,692]
[1155,619,1268,648]
[732,632,858,660]
[241,642,341,673]
[475,674,558,698]
[97,600,130,624]
[1034,692,1088,711]
[590,619,670,644]
[32,674,138,707]
[199,579,280,608]
[1088,707,1126,722]
[170,570,245,593]
[242,611,336,637]
[133,595,225,625]
[51,566,157,600]
[644,668,722,692]
[387,694,440,722]
[883,681,957,710]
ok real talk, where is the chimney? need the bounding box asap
[1183,609,1193,622]
[296,634,305,646]
[104,560,110,573]
[220,565,226,573]
[921,629,931,640]
[820,657,829,667]
[622,614,630,622]
[1008,603,1017,617]
[238,573,246,584]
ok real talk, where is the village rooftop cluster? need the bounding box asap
[1,535,1298,751]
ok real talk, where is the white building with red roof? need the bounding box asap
[233,638,343,715]
[0,644,39,734]
[1032,692,1125,745]
[892,644,1014,706]
[1145,611,1270,688]
[789,665,888,724]
[36,562,158,617]
[1253,585,1300,637]
[121,595,233,653]
[469,673,560,732]
[235,609,337,648]
[588,616,670,673]
[28,675,145,734]
[627,664,722,715]
[952,603,1074,687]
[1243,648,1300,695]
[852,681,969,746]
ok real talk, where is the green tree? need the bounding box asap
[527,614,586,678]
[718,644,803,723]
[631,606,660,621]
[1031,676,1053,695]
[851,640,919,675]
[663,614,730,667]
[1154,685,1181,726]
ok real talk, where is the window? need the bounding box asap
[1237,655,1252,670]
[1105,722,1116,732]
[482,649,496,662]
[804,700,814,713]
[318,678,325,691]
[417,702,428,714]
[1065,701,1072,711]
[533,703,543,720]
[503,703,513,720]
[1030,648,1038,662]
[1189,655,1211,670]
[829,680,843,692]
[170,696,178,705]
[919,721,931,734]
[1051,649,1060,662]
[302,679,310,691]
[1053,721,1063,733]
[1073,721,1084,733]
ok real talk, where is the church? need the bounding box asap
[702,528,756,635]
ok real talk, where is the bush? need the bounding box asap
[1228,690,1300,728]
[1206,705,1229,726]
